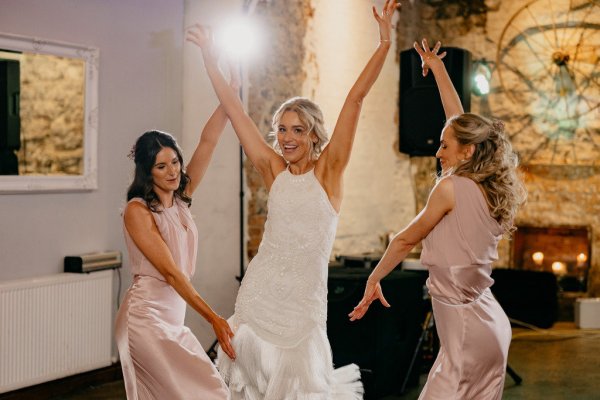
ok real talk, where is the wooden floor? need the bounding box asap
[3,323,599,400]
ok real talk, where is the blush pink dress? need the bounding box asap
[418,175,511,400]
[115,197,229,400]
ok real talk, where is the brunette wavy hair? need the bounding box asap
[442,113,526,233]
[127,130,191,212]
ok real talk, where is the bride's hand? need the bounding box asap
[372,0,401,44]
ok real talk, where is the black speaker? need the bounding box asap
[0,59,21,150]
[399,47,472,156]
[0,148,18,175]
[490,268,558,329]
[327,269,427,399]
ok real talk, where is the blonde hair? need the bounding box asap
[443,113,527,233]
[271,97,328,160]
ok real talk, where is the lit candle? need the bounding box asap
[577,253,587,266]
[532,252,544,266]
[552,261,566,275]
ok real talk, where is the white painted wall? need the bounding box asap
[0,0,184,277]
[0,0,241,351]
[303,0,416,257]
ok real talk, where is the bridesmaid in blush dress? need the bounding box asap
[349,39,527,400]
[115,76,239,399]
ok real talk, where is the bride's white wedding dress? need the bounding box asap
[217,168,363,400]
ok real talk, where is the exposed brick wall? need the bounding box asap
[517,170,600,296]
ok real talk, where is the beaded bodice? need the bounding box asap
[234,168,339,347]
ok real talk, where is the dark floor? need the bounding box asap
[384,322,600,400]
[10,323,600,400]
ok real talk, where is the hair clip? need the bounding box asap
[492,119,505,132]
[127,145,136,160]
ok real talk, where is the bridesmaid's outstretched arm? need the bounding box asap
[184,105,227,196]
[349,177,455,321]
[185,68,241,196]
[414,39,463,119]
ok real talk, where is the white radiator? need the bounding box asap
[0,270,113,393]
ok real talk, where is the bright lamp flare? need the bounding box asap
[474,74,490,95]
[472,60,492,96]
[216,16,263,60]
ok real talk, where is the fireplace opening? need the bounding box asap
[512,225,591,293]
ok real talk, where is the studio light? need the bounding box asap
[215,15,264,61]
[472,59,491,96]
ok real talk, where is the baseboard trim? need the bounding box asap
[0,363,123,400]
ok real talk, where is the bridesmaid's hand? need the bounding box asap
[413,38,447,77]
[228,61,241,92]
[348,279,390,321]
[211,315,236,360]
[186,24,219,65]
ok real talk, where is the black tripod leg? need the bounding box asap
[400,311,433,394]
[207,339,219,360]
[506,364,522,385]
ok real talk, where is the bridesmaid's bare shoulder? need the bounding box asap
[429,176,455,214]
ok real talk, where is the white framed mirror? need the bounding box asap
[0,32,98,193]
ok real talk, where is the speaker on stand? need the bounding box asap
[399,47,472,158]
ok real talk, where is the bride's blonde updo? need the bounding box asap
[271,97,329,161]
[445,113,527,233]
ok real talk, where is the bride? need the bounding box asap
[187,1,400,398]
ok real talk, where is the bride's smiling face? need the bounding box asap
[276,111,317,164]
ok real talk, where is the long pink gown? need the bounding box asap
[115,197,229,400]
[418,175,511,400]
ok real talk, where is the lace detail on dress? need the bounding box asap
[235,169,338,347]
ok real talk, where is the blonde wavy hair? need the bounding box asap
[443,113,527,233]
[271,97,329,161]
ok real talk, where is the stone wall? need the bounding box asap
[245,1,311,259]
[244,0,600,296]
[18,53,85,175]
